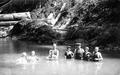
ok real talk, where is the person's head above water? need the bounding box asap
[67,46,71,51]
[53,43,57,50]
[76,43,82,48]
[31,51,36,56]
[95,47,99,52]
[22,52,27,57]
[85,47,89,52]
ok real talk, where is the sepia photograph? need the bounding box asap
[0,0,120,75]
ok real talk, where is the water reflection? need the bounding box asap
[94,62,103,75]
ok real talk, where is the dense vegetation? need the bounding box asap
[10,19,61,44]
[66,0,120,46]
[9,0,120,52]
[0,0,46,13]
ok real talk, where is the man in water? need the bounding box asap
[47,43,59,60]
[74,43,84,60]
[92,47,103,61]
[83,47,92,61]
[29,51,39,64]
[16,52,28,64]
[65,46,74,59]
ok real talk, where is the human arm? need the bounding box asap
[98,53,103,60]
[71,51,74,57]
[64,51,67,58]
[95,52,103,61]
[56,50,59,58]
[74,49,77,57]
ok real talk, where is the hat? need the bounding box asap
[31,51,35,54]
[22,52,27,56]
[76,43,81,46]
[85,47,89,50]
[95,47,99,50]
[67,46,71,48]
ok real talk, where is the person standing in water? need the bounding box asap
[47,43,59,60]
[83,47,92,61]
[16,52,28,64]
[65,46,74,59]
[92,47,103,61]
[29,51,39,63]
[74,43,84,60]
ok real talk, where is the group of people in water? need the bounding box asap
[47,43,103,61]
[64,43,103,61]
[16,51,39,64]
[16,43,103,64]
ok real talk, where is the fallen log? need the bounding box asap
[0,21,18,26]
[52,3,66,26]
[0,12,31,21]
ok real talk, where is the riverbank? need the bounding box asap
[9,0,120,47]
[0,0,120,53]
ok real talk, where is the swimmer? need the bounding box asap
[65,46,74,59]
[92,47,103,61]
[74,43,84,60]
[16,52,28,64]
[29,51,39,64]
[47,43,59,60]
[83,47,92,61]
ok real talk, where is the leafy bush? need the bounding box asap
[10,0,120,47]
[65,0,120,46]
[10,19,61,44]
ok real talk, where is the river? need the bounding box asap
[0,38,120,75]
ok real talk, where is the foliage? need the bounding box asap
[0,0,47,13]
[10,19,61,44]
[65,0,120,47]
[10,0,120,47]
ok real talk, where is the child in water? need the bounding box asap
[83,47,92,61]
[74,43,84,60]
[16,52,28,64]
[65,46,74,59]
[92,47,103,61]
[29,51,39,64]
[47,43,59,60]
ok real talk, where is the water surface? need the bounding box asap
[0,38,120,75]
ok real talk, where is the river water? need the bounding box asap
[0,38,120,75]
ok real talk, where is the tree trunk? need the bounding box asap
[0,12,31,21]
